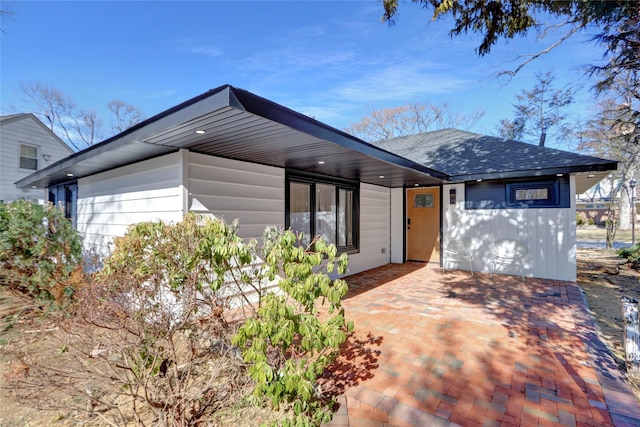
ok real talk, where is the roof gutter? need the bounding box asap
[448,161,619,183]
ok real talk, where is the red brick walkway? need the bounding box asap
[321,263,640,427]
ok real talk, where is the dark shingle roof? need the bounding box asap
[374,129,617,181]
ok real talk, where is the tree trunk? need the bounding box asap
[538,132,546,147]
[619,184,633,230]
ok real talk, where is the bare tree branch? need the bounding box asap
[346,101,485,141]
[497,23,585,80]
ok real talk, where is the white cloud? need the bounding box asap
[335,62,474,102]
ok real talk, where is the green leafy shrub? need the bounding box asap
[576,213,585,226]
[618,243,640,269]
[6,213,353,426]
[0,200,84,306]
[7,213,262,426]
[77,213,262,425]
[233,232,353,426]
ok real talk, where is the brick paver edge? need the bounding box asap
[576,284,640,426]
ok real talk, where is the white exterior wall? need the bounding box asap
[187,153,391,276]
[0,116,73,203]
[442,179,577,281]
[75,149,392,276]
[187,151,285,242]
[77,152,184,258]
[347,183,391,275]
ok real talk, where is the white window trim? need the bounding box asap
[19,143,39,171]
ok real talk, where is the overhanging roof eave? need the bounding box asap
[230,87,451,180]
[16,85,237,189]
[447,161,619,182]
[18,84,453,189]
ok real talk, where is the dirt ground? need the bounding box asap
[2,246,640,425]
[576,247,640,401]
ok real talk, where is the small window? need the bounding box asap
[20,144,38,170]
[515,188,548,201]
[414,193,434,208]
[286,172,359,253]
[507,180,559,207]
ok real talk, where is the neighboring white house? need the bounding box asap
[0,114,74,203]
[16,85,618,282]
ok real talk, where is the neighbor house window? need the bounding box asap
[19,144,38,170]
[286,172,359,253]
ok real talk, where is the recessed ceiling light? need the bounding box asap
[379,175,385,179]
[414,183,419,187]
[66,173,74,177]
[476,179,483,182]
[195,130,206,134]
[31,186,37,189]
[588,174,595,178]
[557,173,564,176]
[318,161,325,165]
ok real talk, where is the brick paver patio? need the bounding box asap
[321,263,640,427]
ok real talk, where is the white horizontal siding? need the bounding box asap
[0,116,73,202]
[442,181,576,281]
[346,183,390,275]
[187,151,285,242]
[77,152,184,258]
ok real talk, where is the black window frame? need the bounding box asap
[506,179,560,208]
[48,181,78,228]
[285,171,360,254]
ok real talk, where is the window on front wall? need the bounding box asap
[286,172,359,253]
[465,176,569,209]
[506,180,560,207]
[48,182,78,229]
[19,144,38,170]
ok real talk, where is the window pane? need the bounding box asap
[414,193,433,208]
[19,144,38,170]
[65,186,78,228]
[289,182,311,246]
[19,157,38,170]
[515,188,548,201]
[338,188,353,246]
[316,184,336,244]
[20,144,37,157]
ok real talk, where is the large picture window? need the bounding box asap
[286,172,359,253]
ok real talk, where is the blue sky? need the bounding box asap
[0,1,606,147]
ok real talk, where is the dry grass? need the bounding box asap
[577,225,635,244]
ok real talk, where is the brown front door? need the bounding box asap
[407,187,440,263]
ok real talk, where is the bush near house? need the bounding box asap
[5,213,352,426]
[0,200,84,307]
[233,230,353,426]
